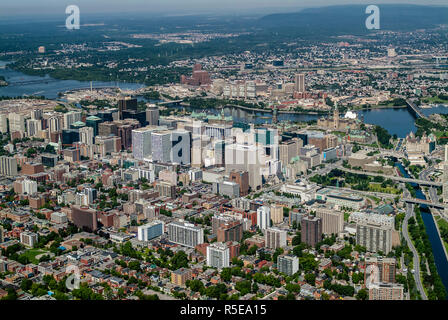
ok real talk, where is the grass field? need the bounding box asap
[22,249,49,264]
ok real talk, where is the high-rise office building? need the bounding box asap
[257,206,271,230]
[277,255,299,276]
[265,227,287,249]
[132,126,156,160]
[48,116,61,133]
[151,131,171,163]
[0,156,18,176]
[137,220,164,241]
[79,126,94,146]
[63,111,82,130]
[26,119,42,137]
[167,221,204,248]
[146,105,160,126]
[301,215,322,247]
[229,170,249,196]
[294,73,305,93]
[85,116,102,136]
[206,242,230,269]
[118,97,138,114]
[84,187,97,204]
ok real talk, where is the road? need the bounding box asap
[401,191,428,300]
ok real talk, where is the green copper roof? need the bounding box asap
[86,116,101,121]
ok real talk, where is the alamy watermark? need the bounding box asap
[66,5,80,30]
[65,264,81,290]
[365,5,380,30]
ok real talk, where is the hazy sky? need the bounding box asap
[0,0,447,16]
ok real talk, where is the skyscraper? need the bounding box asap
[257,206,271,231]
[79,126,94,145]
[316,207,344,235]
[146,105,160,126]
[151,131,171,163]
[301,215,322,247]
[132,126,156,160]
[63,111,82,130]
[0,156,18,176]
[294,73,305,93]
[265,227,287,249]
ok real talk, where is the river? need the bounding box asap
[396,163,448,295]
[0,61,145,99]
[1,61,448,138]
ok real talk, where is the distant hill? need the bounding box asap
[257,4,448,35]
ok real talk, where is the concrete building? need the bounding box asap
[301,215,322,247]
[167,221,204,248]
[20,231,38,247]
[270,204,284,225]
[364,256,397,284]
[368,283,404,300]
[265,227,287,249]
[356,223,393,254]
[257,206,271,231]
[315,207,344,235]
[0,156,18,176]
[213,180,240,198]
[206,242,230,269]
[277,255,299,276]
[137,220,164,242]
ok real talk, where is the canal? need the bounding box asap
[396,163,448,294]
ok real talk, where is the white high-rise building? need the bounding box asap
[132,126,156,160]
[137,220,164,242]
[265,227,287,249]
[22,179,38,196]
[63,111,82,129]
[257,206,271,230]
[206,242,230,269]
[79,126,94,145]
[48,116,61,133]
[0,114,7,133]
[277,255,299,276]
[0,156,18,176]
[167,221,204,248]
[151,131,171,163]
[26,119,42,137]
[8,113,25,133]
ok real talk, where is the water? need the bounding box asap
[1,60,448,138]
[396,163,448,294]
[0,61,145,99]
